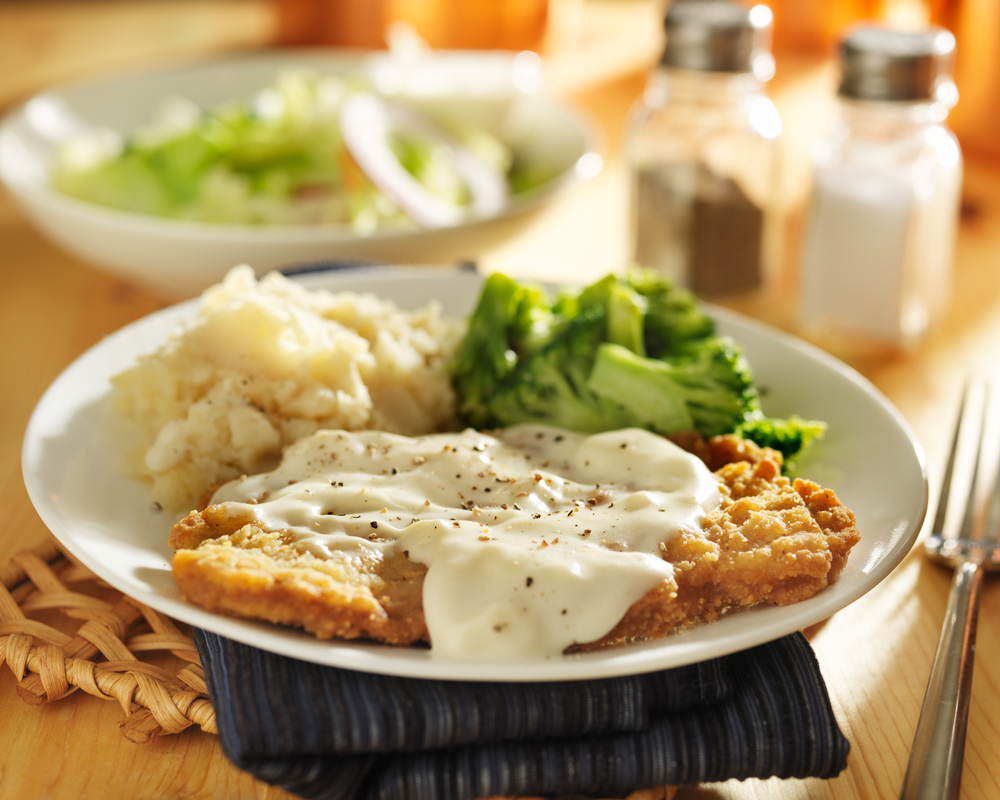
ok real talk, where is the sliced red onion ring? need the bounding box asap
[339,92,508,228]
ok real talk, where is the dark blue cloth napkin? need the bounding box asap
[194,630,849,800]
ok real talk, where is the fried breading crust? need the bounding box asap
[170,516,429,645]
[169,435,859,649]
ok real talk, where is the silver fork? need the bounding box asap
[901,383,1000,800]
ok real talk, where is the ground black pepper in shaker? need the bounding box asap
[628,0,781,297]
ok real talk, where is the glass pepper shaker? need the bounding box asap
[627,0,782,297]
[798,25,962,348]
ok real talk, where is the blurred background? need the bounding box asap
[1,0,998,359]
[3,0,997,158]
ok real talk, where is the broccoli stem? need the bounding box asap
[606,284,647,356]
[586,343,695,434]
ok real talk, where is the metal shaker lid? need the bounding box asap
[838,25,958,104]
[661,0,775,80]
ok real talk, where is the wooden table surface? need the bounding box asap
[2,2,1000,798]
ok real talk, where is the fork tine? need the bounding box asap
[958,384,988,542]
[929,382,991,544]
[930,382,975,541]
[983,387,1000,545]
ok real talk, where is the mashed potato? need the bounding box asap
[112,266,463,512]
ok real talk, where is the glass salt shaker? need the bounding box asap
[627,0,782,297]
[798,25,962,347]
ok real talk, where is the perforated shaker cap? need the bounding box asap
[838,25,957,104]
[661,0,775,79]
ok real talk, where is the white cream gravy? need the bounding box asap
[210,424,722,659]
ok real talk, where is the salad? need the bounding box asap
[50,69,554,233]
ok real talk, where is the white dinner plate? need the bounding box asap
[22,267,928,681]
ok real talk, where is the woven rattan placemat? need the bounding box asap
[0,537,216,741]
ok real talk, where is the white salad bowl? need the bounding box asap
[0,49,602,299]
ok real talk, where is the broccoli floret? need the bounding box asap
[587,337,757,438]
[628,267,715,357]
[478,307,638,432]
[737,414,827,460]
[450,268,824,461]
[449,273,521,425]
